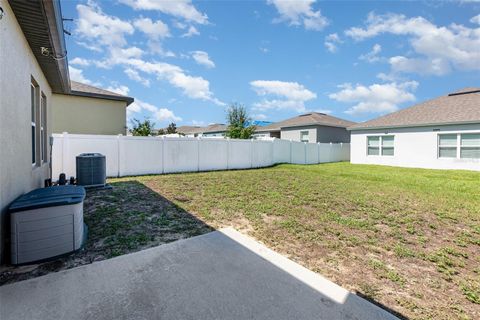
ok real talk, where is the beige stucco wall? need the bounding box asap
[51,94,127,135]
[0,0,52,263]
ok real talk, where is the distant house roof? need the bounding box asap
[177,126,204,135]
[68,81,134,106]
[256,112,356,132]
[202,124,227,133]
[176,124,227,135]
[9,0,70,93]
[349,88,480,131]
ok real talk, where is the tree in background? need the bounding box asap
[166,122,177,134]
[225,103,256,139]
[130,118,155,136]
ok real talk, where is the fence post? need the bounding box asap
[226,137,230,170]
[62,132,69,177]
[304,142,307,165]
[161,136,165,174]
[117,134,122,177]
[197,136,201,172]
[317,142,320,164]
[290,139,293,164]
[330,142,333,163]
[250,138,254,168]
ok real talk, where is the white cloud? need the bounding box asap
[73,2,222,107]
[471,14,480,25]
[120,0,208,24]
[155,108,182,122]
[191,51,215,68]
[134,17,170,40]
[126,59,225,105]
[147,41,176,57]
[127,98,181,123]
[267,0,328,31]
[329,81,418,115]
[76,41,103,52]
[252,113,268,120]
[324,33,342,53]
[70,57,91,66]
[106,84,130,96]
[389,56,450,76]
[345,12,480,75]
[76,4,134,48]
[69,66,93,85]
[359,44,382,63]
[124,68,151,86]
[181,25,200,37]
[250,80,317,112]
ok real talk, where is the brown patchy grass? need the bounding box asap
[2,162,478,319]
[110,163,480,320]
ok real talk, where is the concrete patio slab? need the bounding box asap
[0,228,399,320]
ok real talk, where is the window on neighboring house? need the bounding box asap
[367,136,380,155]
[300,131,309,143]
[367,136,394,156]
[31,83,37,165]
[460,134,480,159]
[41,93,47,163]
[438,134,458,158]
[381,136,394,156]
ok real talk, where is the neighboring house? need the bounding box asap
[176,125,204,137]
[255,112,355,143]
[177,124,227,137]
[52,81,133,135]
[202,124,227,137]
[0,0,132,263]
[349,88,480,171]
[177,122,272,138]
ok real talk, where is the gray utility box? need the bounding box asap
[9,185,86,265]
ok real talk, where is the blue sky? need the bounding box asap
[61,0,480,128]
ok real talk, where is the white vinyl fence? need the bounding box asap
[52,133,350,178]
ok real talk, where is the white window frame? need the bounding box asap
[31,82,37,166]
[367,135,394,156]
[300,131,309,143]
[40,93,47,163]
[460,133,480,159]
[438,133,480,159]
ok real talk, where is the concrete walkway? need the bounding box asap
[0,228,399,320]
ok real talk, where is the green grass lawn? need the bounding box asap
[109,162,480,320]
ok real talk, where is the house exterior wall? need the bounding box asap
[281,126,317,143]
[51,94,127,135]
[350,123,480,171]
[317,126,351,143]
[202,132,225,137]
[280,125,351,143]
[0,1,52,263]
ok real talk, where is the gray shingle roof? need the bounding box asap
[349,88,480,130]
[177,126,204,135]
[69,81,134,105]
[176,124,227,135]
[202,124,227,133]
[256,112,356,132]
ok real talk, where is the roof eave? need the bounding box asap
[348,120,480,131]
[42,0,70,93]
[9,0,70,93]
[67,91,134,106]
